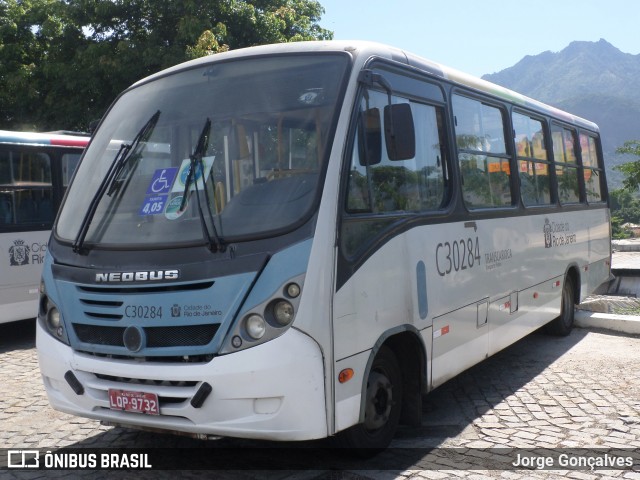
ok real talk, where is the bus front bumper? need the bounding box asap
[37,324,327,441]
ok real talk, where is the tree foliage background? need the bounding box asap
[610,141,640,238]
[0,0,332,132]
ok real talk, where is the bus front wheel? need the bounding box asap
[335,346,403,452]
[545,275,576,336]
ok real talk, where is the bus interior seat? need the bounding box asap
[17,198,36,224]
[221,173,317,234]
[38,198,54,222]
[0,198,13,224]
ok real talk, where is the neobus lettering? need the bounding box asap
[95,270,179,282]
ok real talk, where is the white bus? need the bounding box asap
[1,130,88,324]
[37,41,610,450]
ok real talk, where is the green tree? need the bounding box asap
[614,140,640,191]
[0,0,333,131]
[609,188,640,238]
[610,141,640,238]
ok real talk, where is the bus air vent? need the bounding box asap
[77,281,214,295]
[72,324,219,349]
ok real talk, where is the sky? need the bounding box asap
[318,0,640,77]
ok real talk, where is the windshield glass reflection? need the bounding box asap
[57,54,349,247]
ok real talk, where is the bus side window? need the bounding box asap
[580,133,604,203]
[11,151,53,225]
[0,195,13,224]
[38,195,54,222]
[513,112,552,206]
[551,124,581,204]
[346,91,448,214]
[17,195,36,223]
[454,95,512,209]
[343,90,449,257]
[62,153,82,191]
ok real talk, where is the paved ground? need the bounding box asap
[1,319,639,479]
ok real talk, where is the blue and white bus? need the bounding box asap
[0,130,88,324]
[37,41,610,449]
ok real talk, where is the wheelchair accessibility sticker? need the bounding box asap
[140,167,178,216]
[171,157,215,193]
[140,158,215,217]
[146,167,178,195]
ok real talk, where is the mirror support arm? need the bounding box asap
[358,70,393,106]
[358,69,395,144]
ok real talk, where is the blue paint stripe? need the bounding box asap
[417,261,428,320]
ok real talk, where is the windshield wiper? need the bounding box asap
[72,110,161,253]
[179,118,225,252]
[107,110,161,197]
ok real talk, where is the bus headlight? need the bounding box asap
[48,307,62,330]
[38,279,70,345]
[272,300,294,326]
[220,273,304,354]
[44,305,67,341]
[245,314,266,340]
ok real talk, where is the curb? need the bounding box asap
[575,309,640,335]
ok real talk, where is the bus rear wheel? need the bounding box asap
[545,275,576,336]
[334,346,402,453]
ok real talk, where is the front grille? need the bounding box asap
[74,324,124,346]
[77,351,214,363]
[78,282,213,295]
[145,326,216,347]
[63,278,226,359]
[73,324,219,348]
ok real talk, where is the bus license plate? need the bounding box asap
[108,389,159,415]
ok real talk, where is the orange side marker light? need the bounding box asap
[338,368,354,384]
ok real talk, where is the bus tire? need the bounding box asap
[334,346,402,454]
[545,275,575,336]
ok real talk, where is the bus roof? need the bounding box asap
[0,130,90,148]
[133,40,598,132]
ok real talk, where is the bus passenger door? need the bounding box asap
[431,297,489,388]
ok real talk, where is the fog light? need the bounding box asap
[273,300,294,326]
[245,314,266,340]
[286,283,300,298]
[231,335,243,348]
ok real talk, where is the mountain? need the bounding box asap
[482,39,640,188]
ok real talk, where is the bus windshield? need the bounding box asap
[57,54,349,248]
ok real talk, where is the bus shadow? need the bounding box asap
[0,318,36,353]
[395,327,590,446]
[45,329,590,476]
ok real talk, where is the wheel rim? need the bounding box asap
[363,370,393,431]
[561,280,574,327]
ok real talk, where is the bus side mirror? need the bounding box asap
[359,108,382,166]
[384,103,415,161]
